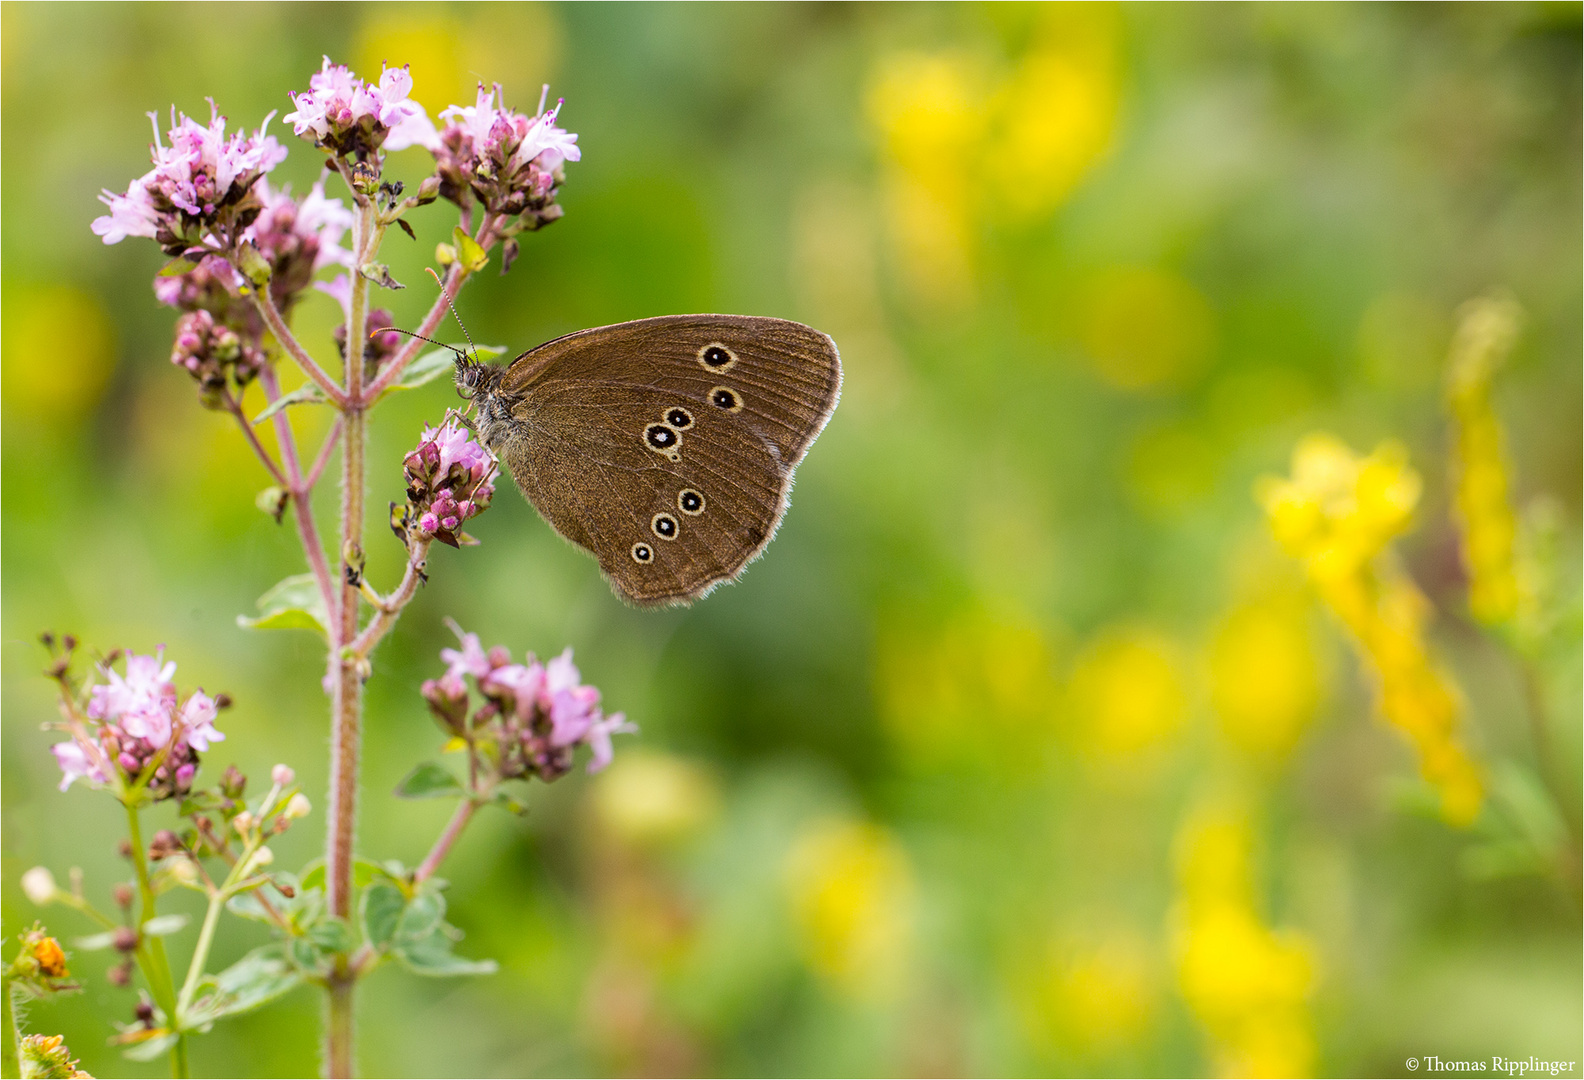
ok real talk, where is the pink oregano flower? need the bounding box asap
[428,83,580,267]
[400,417,499,548]
[55,648,226,799]
[422,625,635,780]
[92,103,287,256]
[283,57,436,158]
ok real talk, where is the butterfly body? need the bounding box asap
[459,314,841,607]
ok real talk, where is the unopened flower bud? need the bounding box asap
[113,883,134,909]
[112,927,139,954]
[107,960,132,987]
[221,764,247,799]
[238,845,274,877]
[271,764,295,787]
[21,866,57,906]
[148,830,182,861]
[117,839,134,860]
[134,1000,155,1024]
[284,792,312,819]
[232,811,255,835]
[166,858,199,886]
[416,175,442,204]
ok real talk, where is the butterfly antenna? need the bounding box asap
[425,266,480,363]
[379,327,469,364]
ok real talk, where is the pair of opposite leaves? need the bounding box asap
[456,314,840,606]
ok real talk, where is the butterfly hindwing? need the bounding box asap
[493,315,840,605]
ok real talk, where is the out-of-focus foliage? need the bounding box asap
[3,3,1579,1077]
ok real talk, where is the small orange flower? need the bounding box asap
[31,935,68,978]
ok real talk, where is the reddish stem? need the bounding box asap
[246,287,348,408]
[221,388,288,488]
[361,215,500,402]
[414,800,478,886]
[258,365,338,629]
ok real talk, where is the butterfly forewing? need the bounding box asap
[495,314,840,605]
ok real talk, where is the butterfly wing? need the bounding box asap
[497,315,840,606]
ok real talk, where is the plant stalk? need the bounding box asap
[123,802,187,1077]
[414,800,477,886]
[2,981,22,1080]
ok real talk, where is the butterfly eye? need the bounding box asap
[709,386,742,413]
[651,513,679,540]
[678,488,705,515]
[698,342,737,372]
[631,542,654,564]
[666,407,694,429]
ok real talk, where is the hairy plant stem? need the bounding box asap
[3,980,22,1080]
[324,198,375,1080]
[124,802,187,1077]
[248,286,347,407]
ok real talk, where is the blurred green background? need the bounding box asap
[3,3,1581,1077]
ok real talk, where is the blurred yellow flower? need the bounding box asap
[591,752,720,849]
[1172,802,1317,1079]
[356,5,562,119]
[1067,625,1187,759]
[1445,294,1523,627]
[784,818,915,1002]
[867,7,1120,309]
[867,52,984,309]
[1080,266,1216,392]
[875,610,1060,768]
[1016,927,1157,1057]
[2,283,116,430]
[1209,598,1322,759]
[1258,434,1483,825]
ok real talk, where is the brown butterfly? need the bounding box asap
[456,314,841,606]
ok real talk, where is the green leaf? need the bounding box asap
[394,933,497,978]
[237,574,329,636]
[123,1033,179,1062]
[253,384,327,425]
[453,226,489,273]
[395,892,445,943]
[393,762,465,800]
[491,789,529,816]
[308,916,355,956]
[288,915,353,975]
[141,914,189,937]
[236,241,272,287]
[74,930,118,951]
[185,944,303,1027]
[353,858,398,889]
[158,257,199,277]
[299,861,326,893]
[360,881,406,950]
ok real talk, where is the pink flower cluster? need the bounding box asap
[401,418,499,548]
[283,57,436,158]
[53,649,225,800]
[247,179,354,299]
[429,84,580,257]
[169,309,266,408]
[152,179,352,316]
[92,104,287,257]
[422,626,635,781]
